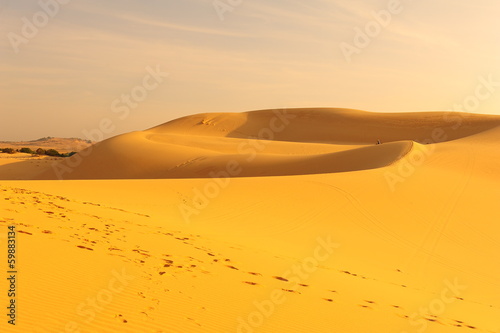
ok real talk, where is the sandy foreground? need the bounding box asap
[0,108,499,332]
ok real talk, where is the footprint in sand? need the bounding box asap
[282,289,301,294]
[115,314,128,323]
[163,259,174,267]
[272,276,289,282]
[76,245,94,251]
[243,281,259,286]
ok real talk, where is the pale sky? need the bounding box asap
[1,0,499,141]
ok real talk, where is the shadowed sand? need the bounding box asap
[0,108,499,332]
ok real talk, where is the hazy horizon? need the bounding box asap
[1,0,499,141]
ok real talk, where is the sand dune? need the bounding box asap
[1,108,499,332]
[149,108,500,143]
[26,108,500,180]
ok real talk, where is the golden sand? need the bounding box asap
[1,108,499,332]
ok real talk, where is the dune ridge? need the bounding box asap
[23,108,500,180]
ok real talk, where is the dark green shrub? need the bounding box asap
[1,148,15,154]
[19,147,35,154]
[45,149,61,157]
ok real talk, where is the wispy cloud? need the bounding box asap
[1,0,499,140]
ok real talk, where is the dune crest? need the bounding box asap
[23,108,500,180]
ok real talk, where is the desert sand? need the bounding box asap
[1,108,499,333]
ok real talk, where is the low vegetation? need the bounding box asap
[0,147,77,157]
[1,148,15,154]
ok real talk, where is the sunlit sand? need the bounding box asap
[1,108,499,332]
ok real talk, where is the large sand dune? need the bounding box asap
[1,108,499,332]
[24,108,500,180]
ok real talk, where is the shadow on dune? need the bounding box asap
[160,141,415,178]
[0,158,54,180]
[225,108,500,144]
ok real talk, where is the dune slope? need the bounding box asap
[28,108,500,180]
[1,108,499,332]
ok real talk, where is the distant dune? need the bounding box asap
[0,137,94,180]
[1,108,499,333]
[0,137,93,153]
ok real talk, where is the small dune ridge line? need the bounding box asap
[0,108,499,332]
